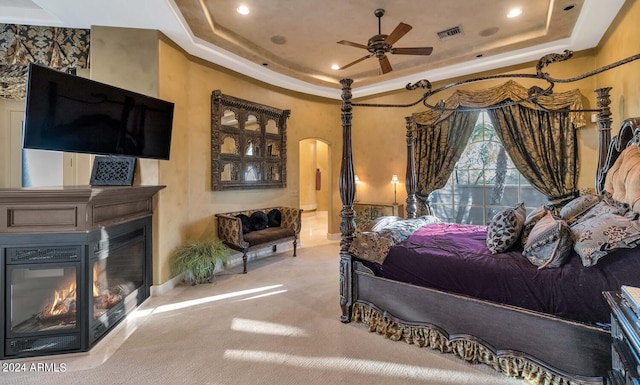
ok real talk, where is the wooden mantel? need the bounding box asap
[0,185,165,234]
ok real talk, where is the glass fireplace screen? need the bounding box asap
[10,265,79,334]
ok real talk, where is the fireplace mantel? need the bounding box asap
[0,185,165,234]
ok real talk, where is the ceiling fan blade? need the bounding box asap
[384,22,412,46]
[379,55,392,74]
[339,54,373,70]
[337,40,369,50]
[391,47,433,56]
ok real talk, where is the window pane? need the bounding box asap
[431,111,546,224]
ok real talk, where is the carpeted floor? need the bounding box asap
[0,213,522,385]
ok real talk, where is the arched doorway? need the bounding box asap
[299,138,330,244]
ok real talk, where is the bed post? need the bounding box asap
[405,116,417,219]
[595,87,612,194]
[339,78,356,323]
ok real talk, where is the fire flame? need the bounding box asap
[47,282,76,316]
[93,264,100,297]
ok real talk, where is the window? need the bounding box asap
[429,111,546,224]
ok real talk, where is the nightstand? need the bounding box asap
[353,202,404,232]
[603,291,640,385]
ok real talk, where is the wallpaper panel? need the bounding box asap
[0,24,90,100]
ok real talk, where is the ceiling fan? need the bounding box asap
[337,8,433,74]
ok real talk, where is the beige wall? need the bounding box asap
[594,0,640,127]
[156,44,340,283]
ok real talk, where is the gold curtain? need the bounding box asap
[412,80,586,128]
[0,24,90,100]
[414,110,479,215]
[410,80,585,210]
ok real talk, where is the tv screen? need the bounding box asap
[23,63,174,160]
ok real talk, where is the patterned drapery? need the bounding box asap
[411,80,585,212]
[414,110,479,215]
[0,24,90,100]
[412,80,586,128]
[488,105,578,206]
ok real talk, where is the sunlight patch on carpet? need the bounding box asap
[223,349,501,383]
[153,284,284,313]
[234,289,288,302]
[231,318,308,337]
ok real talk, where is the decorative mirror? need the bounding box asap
[211,90,290,190]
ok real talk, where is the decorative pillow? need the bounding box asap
[249,211,269,231]
[267,209,282,227]
[349,215,440,264]
[520,204,548,248]
[522,213,572,269]
[571,212,640,267]
[236,214,252,234]
[571,195,630,227]
[372,216,439,241]
[486,203,526,254]
[559,194,599,225]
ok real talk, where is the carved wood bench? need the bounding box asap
[215,207,302,273]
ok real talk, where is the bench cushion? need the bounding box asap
[243,227,295,247]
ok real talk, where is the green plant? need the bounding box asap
[170,239,231,285]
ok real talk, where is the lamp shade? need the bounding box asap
[391,175,399,184]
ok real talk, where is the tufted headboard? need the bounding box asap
[603,118,640,213]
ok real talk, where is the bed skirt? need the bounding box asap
[352,302,590,385]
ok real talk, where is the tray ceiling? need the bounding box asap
[0,0,628,99]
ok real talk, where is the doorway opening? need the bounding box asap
[299,139,330,245]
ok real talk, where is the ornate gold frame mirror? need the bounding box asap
[211,90,290,190]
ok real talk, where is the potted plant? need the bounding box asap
[170,238,231,285]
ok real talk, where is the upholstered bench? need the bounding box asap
[215,207,302,273]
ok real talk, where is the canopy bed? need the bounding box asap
[337,50,640,385]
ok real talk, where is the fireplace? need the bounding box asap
[0,185,162,359]
[90,226,148,344]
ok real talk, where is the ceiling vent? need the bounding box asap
[437,25,463,41]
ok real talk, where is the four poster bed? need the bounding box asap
[338,51,640,385]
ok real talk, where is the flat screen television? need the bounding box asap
[23,63,174,160]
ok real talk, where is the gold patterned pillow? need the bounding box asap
[559,194,599,225]
[520,204,548,248]
[486,202,526,254]
[523,212,572,269]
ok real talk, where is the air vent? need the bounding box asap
[437,25,463,40]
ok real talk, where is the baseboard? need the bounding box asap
[150,274,184,297]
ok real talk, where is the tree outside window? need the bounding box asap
[430,111,546,224]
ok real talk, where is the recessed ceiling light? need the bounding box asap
[331,64,340,70]
[507,8,522,18]
[237,5,250,15]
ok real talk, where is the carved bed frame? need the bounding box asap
[337,51,640,384]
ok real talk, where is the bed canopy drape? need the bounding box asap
[411,80,587,215]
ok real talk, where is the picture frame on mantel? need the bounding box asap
[211,90,290,191]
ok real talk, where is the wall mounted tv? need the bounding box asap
[23,63,174,160]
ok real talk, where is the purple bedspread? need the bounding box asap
[359,222,640,324]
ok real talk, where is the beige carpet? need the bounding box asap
[0,224,523,385]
